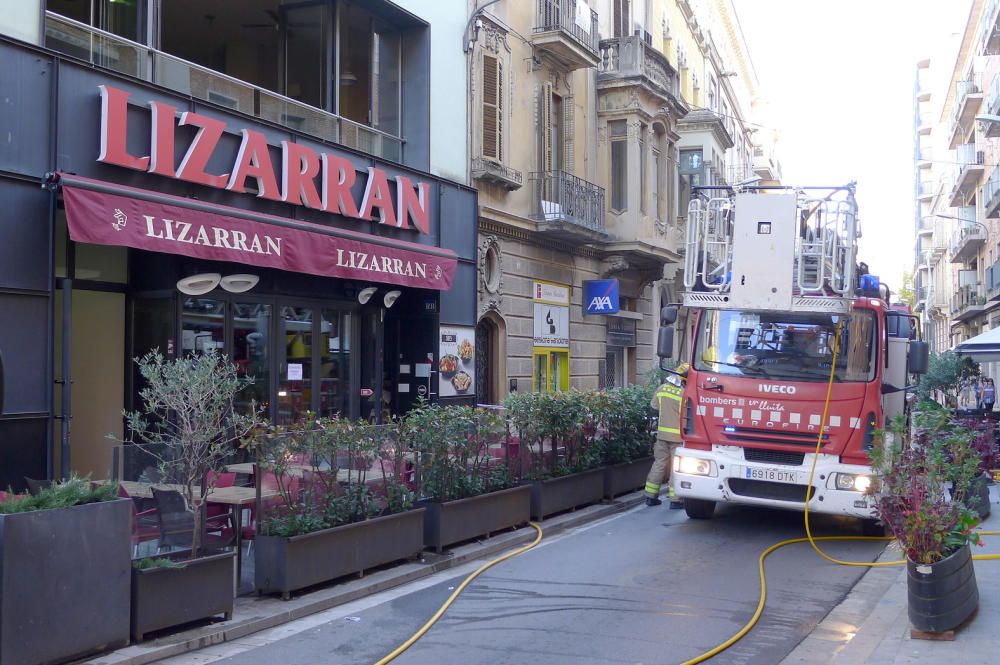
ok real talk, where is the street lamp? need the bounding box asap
[934,214,989,234]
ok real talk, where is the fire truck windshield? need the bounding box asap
[693,310,877,383]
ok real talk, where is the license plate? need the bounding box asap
[744,466,800,483]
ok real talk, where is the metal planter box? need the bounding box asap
[255,508,426,599]
[603,456,654,499]
[529,467,606,520]
[421,485,531,553]
[0,498,131,665]
[131,551,235,641]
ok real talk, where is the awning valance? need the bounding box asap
[57,173,456,291]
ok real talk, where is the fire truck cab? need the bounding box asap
[657,185,928,521]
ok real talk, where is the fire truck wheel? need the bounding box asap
[860,518,888,537]
[684,498,716,520]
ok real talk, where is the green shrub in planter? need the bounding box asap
[505,390,603,480]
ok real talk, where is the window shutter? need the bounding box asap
[541,81,553,172]
[563,95,574,174]
[482,54,500,160]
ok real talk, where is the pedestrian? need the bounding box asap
[976,378,985,410]
[960,378,972,408]
[646,363,687,508]
[984,378,996,413]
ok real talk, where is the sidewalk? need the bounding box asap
[782,486,1000,665]
[84,491,647,665]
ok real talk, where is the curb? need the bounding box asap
[85,491,646,665]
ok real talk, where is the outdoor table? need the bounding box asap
[204,485,278,587]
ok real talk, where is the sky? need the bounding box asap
[732,0,972,292]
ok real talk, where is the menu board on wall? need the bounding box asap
[438,326,475,398]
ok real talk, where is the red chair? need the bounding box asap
[119,485,160,556]
[206,471,237,520]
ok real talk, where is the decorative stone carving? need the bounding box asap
[478,235,504,314]
[602,255,631,277]
[481,20,510,54]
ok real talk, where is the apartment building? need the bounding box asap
[914,0,1000,372]
[0,1,478,490]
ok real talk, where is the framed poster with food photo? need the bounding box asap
[438,326,475,398]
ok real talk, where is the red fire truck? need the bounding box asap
[657,185,928,524]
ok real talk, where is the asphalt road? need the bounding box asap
[164,503,887,665]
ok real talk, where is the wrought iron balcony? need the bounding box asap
[530,170,607,241]
[983,170,1000,218]
[950,75,983,149]
[950,220,987,264]
[752,146,782,182]
[597,35,679,101]
[916,180,935,200]
[952,285,986,321]
[43,12,403,162]
[532,0,600,70]
[471,158,523,191]
[950,143,986,206]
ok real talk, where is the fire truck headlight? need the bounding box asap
[834,473,871,492]
[675,456,714,476]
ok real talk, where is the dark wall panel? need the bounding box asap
[0,419,47,493]
[0,44,52,177]
[439,261,476,327]
[0,295,49,414]
[0,180,51,291]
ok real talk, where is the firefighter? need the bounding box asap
[646,362,687,508]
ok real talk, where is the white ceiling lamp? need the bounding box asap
[176,273,221,296]
[358,286,378,305]
[383,290,402,308]
[220,274,260,293]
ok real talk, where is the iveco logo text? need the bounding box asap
[758,384,797,395]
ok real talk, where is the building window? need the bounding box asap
[482,54,503,160]
[679,149,704,216]
[539,83,564,172]
[48,0,143,42]
[613,0,631,38]
[652,148,661,220]
[610,120,628,212]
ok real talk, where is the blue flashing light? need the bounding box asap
[724,426,736,433]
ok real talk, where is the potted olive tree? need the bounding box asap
[251,416,424,599]
[0,478,131,665]
[507,391,606,520]
[121,349,261,641]
[407,403,530,552]
[869,408,982,634]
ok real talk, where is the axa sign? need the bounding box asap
[96,85,431,234]
[583,279,620,315]
[758,383,797,395]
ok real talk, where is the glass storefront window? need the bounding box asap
[233,302,271,416]
[76,243,128,283]
[319,309,351,417]
[181,298,225,354]
[278,306,314,424]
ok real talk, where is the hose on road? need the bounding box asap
[374,521,544,664]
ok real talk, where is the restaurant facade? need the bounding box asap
[0,2,477,491]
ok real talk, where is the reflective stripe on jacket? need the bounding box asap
[652,382,683,441]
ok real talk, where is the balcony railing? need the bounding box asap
[534,0,600,56]
[471,158,523,190]
[952,286,986,317]
[598,35,679,99]
[950,223,987,263]
[43,12,403,162]
[530,170,606,235]
[984,169,1000,217]
[917,180,935,197]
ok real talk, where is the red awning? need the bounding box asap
[58,173,457,291]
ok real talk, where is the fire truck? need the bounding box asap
[657,184,928,524]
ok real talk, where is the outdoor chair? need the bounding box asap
[239,467,299,555]
[119,484,159,556]
[206,471,237,520]
[24,477,53,496]
[151,488,235,552]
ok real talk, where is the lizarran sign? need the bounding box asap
[97,85,431,234]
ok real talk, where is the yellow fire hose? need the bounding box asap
[377,321,1000,665]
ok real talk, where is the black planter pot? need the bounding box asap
[603,456,654,499]
[420,485,531,553]
[131,551,234,641]
[529,467,606,520]
[907,543,979,633]
[255,508,426,599]
[0,499,131,665]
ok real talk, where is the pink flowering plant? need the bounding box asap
[868,408,982,565]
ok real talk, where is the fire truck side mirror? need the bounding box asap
[657,327,674,359]
[907,341,929,375]
[660,305,678,326]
